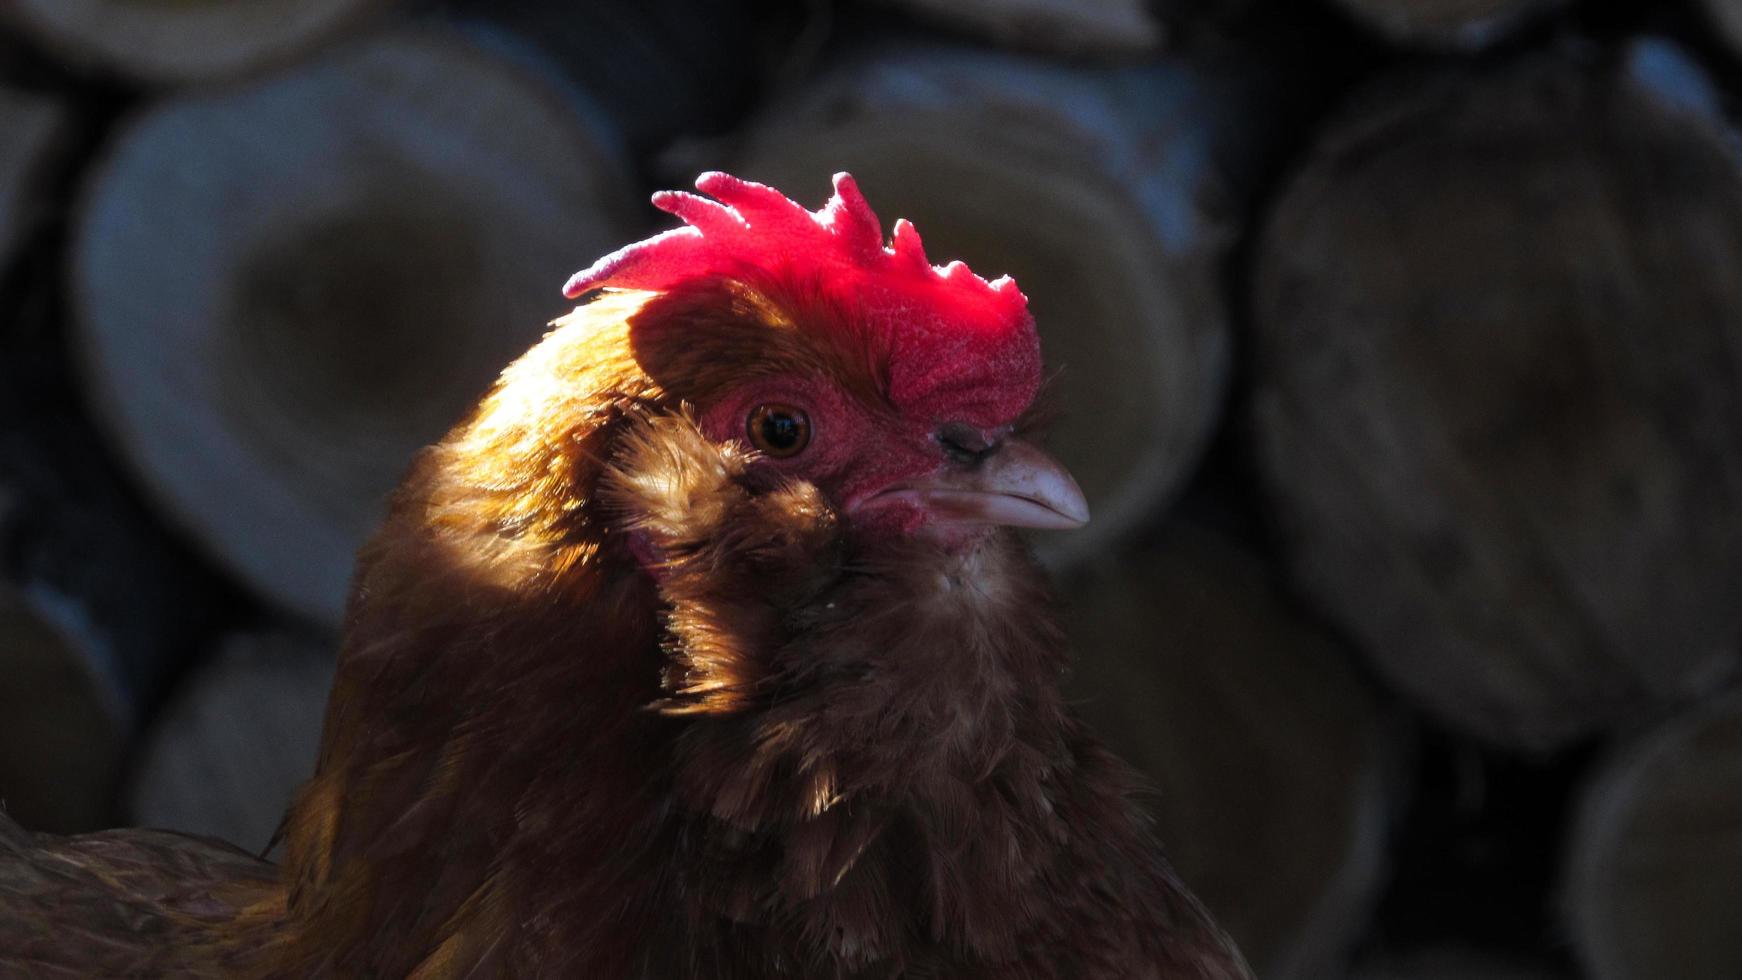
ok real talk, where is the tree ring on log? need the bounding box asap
[1251,47,1742,749]
[0,0,395,84]
[73,30,638,626]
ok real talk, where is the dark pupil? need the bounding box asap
[760,412,802,449]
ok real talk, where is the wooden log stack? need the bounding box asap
[0,585,123,834]
[1326,0,1567,49]
[71,29,639,627]
[0,84,237,833]
[126,632,333,852]
[0,88,65,265]
[1350,949,1567,980]
[707,41,1290,574]
[1,0,1741,973]
[1250,41,1742,752]
[1563,688,1742,980]
[0,405,234,834]
[1065,523,1394,980]
[0,0,394,83]
[433,0,763,153]
[1694,0,1742,66]
[859,0,1165,57]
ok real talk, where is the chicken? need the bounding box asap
[0,172,1250,979]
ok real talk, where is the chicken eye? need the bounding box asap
[747,404,811,458]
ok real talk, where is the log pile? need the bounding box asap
[0,90,110,835]
[708,42,1287,573]
[1326,0,1566,49]
[860,0,1165,57]
[71,29,638,627]
[434,0,763,153]
[1,0,1740,974]
[1351,949,1565,980]
[126,632,333,852]
[1065,523,1393,980]
[1695,0,1742,66]
[0,88,65,267]
[0,0,393,84]
[0,587,121,834]
[0,404,233,834]
[1,85,233,833]
[1250,43,1742,752]
[1563,689,1742,980]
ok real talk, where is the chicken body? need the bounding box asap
[0,175,1248,979]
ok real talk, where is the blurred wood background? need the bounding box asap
[2,0,1740,977]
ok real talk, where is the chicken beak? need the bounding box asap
[868,439,1091,530]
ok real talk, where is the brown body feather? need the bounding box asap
[0,813,282,977]
[0,287,1248,978]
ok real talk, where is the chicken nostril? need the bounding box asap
[936,423,1000,464]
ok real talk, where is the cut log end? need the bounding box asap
[1065,523,1393,980]
[1564,690,1742,980]
[1328,0,1567,49]
[126,632,333,852]
[722,154,1222,573]
[866,0,1165,57]
[1695,0,1742,66]
[0,589,125,834]
[0,0,395,84]
[720,49,1255,573]
[73,29,639,626]
[1252,46,1742,749]
[1350,948,1569,980]
[0,88,70,273]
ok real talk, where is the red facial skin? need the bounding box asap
[697,373,1030,543]
[592,170,1072,550]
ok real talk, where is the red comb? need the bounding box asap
[565,172,1040,419]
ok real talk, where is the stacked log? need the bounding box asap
[1349,949,1567,980]
[2,85,231,834]
[1562,688,1742,980]
[0,290,238,836]
[435,0,762,153]
[1250,42,1742,751]
[127,632,333,852]
[0,587,122,834]
[713,43,1287,574]
[860,0,1164,57]
[0,88,67,268]
[0,0,394,84]
[1065,523,1395,980]
[0,90,101,835]
[1326,0,1566,49]
[1694,1,1742,65]
[1,0,1738,970]
[0,401,237,835]
[71,29,639,627]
